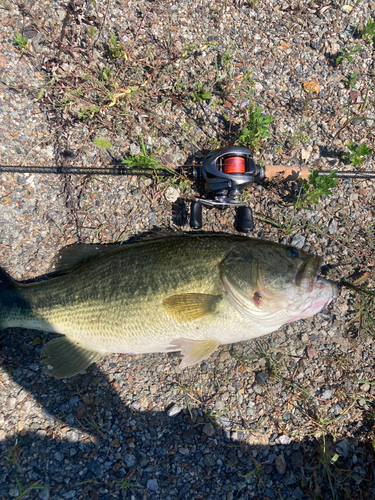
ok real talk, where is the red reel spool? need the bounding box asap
[223,156,246,174]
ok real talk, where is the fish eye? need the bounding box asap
[286,247,299,259]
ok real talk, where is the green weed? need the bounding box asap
[237,102,273,150]
[14,33,28,51]
[122,137,169,172]
[344,72,358,89]
[78,105,100,120]
[295,169,338,209]
[191,83,212,102]
[335,44,361,65]
[115,476,143,499]
[108,32,126,59]
[342,141,372,165]
[361,18,375,43]
[4,439,22,470]
[14,477,48,500]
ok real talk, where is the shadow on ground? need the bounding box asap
[1,328,374,500]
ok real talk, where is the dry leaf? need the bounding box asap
[303,80,319,93]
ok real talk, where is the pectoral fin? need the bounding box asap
[163,293,222,322]
[171,338,219,368]
[42,337,104,378]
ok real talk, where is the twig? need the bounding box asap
[134,0,158,44]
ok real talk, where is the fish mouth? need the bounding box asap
[294,256,323,291]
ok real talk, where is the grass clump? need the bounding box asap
[342,141,372,166]
[335,44,361,66]
[237,102,273,150]
[361,18,375,43]
[14,33,28,51]
[295,170,338,209]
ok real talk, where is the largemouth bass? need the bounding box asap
[0,234,337,378]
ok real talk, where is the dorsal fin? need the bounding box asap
[51,244,116,274]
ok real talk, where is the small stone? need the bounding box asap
[165,186,180,203]
[306,346,318,359]
[38,489,50,500]
[341,4,352,13]
[240,98,249,108]
[336,439,350,458]
[293,486,304,500]
[291,450,304,467]
[329,219,338,234]
[203,453,216,466]
[278,435,292,445]
[9,487,19,498]
[290,234,306,249]
[129,143,140,156]
[255,371,269,385]
[361,383,370,392]
[54,451,64,462]
[147,479,159,492]
[219,350,231,362]
[301,148,310,161]
[7,397,17,410]
[275,453,286,474]
[69,396,79,407]
[167,404,182,417]
[215,400,225,411]
[66,430,79,443]
[320,387,334,400]
[310,42,320,50]
[202,422,216,437]
[124,453,136,467]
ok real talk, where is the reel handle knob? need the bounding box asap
[190,199,203,229]
[238,206,254,233]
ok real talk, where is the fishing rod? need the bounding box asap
[1,145,374,232]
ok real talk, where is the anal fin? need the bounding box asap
[170,338,219,369]
[41,337,104,378]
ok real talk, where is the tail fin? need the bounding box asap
[0,267,17,330]
[0,267,15,290]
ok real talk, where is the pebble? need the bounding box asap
[38,489,50,500]
[167,404,183,417]
[147,479,159,492]
[164,186,180,203]
[7,397,17,410]
[255,371,269,385]
[320,387,334,400]
[290,235,306,249]
[275,454,286,474]
[336,439,350,458]
[329,219,338,234]
[202,422,216,437]
[124,453,136,467]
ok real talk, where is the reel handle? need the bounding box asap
[190,199,203,229]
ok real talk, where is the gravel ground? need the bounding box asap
[0,1,375,499]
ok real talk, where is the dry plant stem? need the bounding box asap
[134,0,159,44]
[192,91,222,139]
[20,125,64,166]
[20,5,91,73]
[71,124,97,168]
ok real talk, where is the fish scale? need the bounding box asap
[0,234,337,378]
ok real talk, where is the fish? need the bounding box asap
[0,233,337,378]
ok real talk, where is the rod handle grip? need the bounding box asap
[264,165,310,181]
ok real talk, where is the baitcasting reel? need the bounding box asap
[190,146,266,233]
